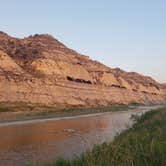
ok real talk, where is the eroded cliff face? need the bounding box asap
[0,31,166,107]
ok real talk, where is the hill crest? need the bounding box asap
[0,32,165,106]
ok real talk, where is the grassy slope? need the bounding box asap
[50,107,166,166]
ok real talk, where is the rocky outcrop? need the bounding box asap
[0,50,23,74]
[0,32,166,107]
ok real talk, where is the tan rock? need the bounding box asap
[0,32,165,107]
[0,51,23,74]
[100,72,120,86]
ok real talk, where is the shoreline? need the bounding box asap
[0,105,162,127]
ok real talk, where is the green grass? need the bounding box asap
[0,102,131,113]
[0,104,13,112]
[49,107,166,166]
[0,103,132,122]
[35,104,130,117]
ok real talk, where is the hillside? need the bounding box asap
[0,31,166,107]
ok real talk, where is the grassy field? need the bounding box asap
[49,107,166,166]
[0,103,132,122]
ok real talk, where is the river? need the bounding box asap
[0,106,160,166]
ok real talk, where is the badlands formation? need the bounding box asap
[0,31,166,107]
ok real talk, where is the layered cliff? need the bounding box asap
[0,31,165,107]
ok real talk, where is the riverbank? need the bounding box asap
[0,103,134,123]
[51,107,166,166]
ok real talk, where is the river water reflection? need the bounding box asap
[0,106,159,166]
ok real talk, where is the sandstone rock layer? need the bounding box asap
[0,32,166,107]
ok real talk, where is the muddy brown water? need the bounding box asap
[0,106,161,166]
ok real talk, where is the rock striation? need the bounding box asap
[0,32,166,107]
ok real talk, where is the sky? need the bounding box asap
[0,0,166,83]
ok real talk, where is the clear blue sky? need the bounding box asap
[0,0,166,82]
